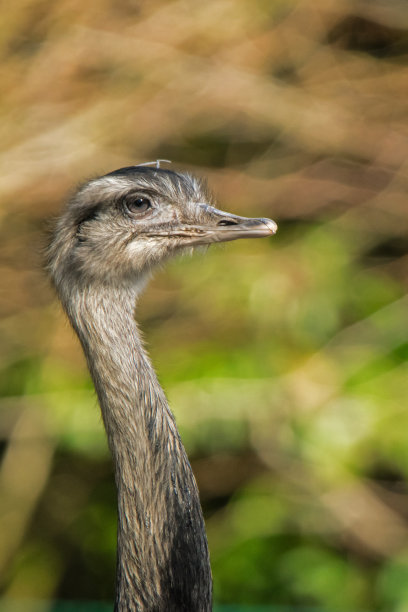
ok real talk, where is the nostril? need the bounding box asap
[217,218,239,226]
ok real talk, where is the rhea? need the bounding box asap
[47,165,277,611]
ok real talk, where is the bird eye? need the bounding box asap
[124,197,152,215]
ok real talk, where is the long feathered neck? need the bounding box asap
[63,283,212,611]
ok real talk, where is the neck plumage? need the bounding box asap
[63,284,212,612]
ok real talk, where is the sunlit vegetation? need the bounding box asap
[1,0,408,610]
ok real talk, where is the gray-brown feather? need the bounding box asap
[47,167,213,611]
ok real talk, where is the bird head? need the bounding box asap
[47,166,277,292]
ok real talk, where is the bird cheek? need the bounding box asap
[126,238,168,270]
[126,240,149,265]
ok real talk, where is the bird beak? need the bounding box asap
[193,204,278,244]
[143,205,277,245]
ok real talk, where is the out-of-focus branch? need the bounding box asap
[0,406,55,580]
[322,478,408,557]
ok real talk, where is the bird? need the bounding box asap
[46,164,277,611]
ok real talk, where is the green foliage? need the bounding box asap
[1,0,408,609]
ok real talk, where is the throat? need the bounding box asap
[66,286,212,611]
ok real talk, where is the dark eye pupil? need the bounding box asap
[126,197,151,214]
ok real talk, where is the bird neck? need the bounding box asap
[64,284,212,611]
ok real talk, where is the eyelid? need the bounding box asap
[119,190,156,207]
[127,188,158,200]
[122,194,153,218]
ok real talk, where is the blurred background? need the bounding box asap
[1,0,408,610]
